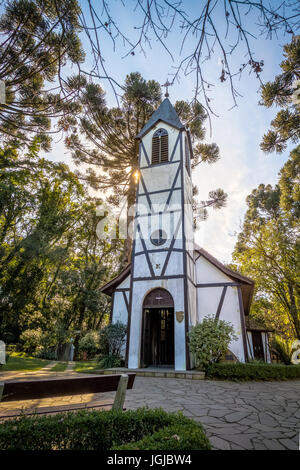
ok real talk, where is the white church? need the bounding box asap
[101,97,272,370]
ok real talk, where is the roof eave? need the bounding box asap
[136,119,185,139]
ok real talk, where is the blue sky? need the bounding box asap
[47,1,295,263]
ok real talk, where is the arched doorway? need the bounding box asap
[141,288,174,368]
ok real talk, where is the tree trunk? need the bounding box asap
[120,177,137,269]
[288,283,300,339]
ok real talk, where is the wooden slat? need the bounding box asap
[2,373,135,402]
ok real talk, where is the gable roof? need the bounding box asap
[100,264,131,296]
[194,244,253,285]
[136,98,184,139]
[100,245,255,316]
[194,245,254,316]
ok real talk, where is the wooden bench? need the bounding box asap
[0,373,135,419]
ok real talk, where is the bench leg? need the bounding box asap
[0,383,4,402]
[112,374,129,411]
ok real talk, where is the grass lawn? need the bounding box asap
[0,352,51,372]
[50,362,68,372]
[74,360,103,374]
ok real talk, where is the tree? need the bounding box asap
[232,179,300,339]
[67,72,227,264]
[188,316,237,369]
[0,0,85,149]
[260,35,300,153]
[78,1,299,110]
[0,141,121,345]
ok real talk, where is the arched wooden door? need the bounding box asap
[141,288,174,368]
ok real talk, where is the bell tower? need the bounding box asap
[126,97,196,371]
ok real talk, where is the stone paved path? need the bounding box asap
[0,361,57,381]
[0,372,299,450]
[109,377,300,450]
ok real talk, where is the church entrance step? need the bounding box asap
[103,367,205,380]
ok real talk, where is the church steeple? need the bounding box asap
[136,98,184,139]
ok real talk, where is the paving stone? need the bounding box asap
[209,436,231,450]
[252,441,267,450]
[258,412,279,427]
[220,434,255,450]
[209,409,233,418]
[224,411,251,423]
[2,372,299,451]
[263,439,287,450]
[279,438,298,450]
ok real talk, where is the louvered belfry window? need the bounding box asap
[152,128,168,165]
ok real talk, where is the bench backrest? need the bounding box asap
[0,373,136,402]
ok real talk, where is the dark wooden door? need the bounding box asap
[141,309,152,367]
[158,309,174,365]
[252,331,265,361]
[141,308,174,367]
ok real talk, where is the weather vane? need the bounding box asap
[161,79,173,98]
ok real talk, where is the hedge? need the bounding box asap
[206,362,300,381]
[0,408,210,451]
[113,423,210,450]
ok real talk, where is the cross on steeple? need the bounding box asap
[161,79,172,98]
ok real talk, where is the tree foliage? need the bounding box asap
[260,36,300,153]
[232,178,300,339]
[0,0,85,149]
[0,141,121,348]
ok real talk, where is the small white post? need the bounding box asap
[0,341,5,365]
[112,374,129,411]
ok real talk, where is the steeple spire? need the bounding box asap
[136,96,184,139]
[161,79,172,98]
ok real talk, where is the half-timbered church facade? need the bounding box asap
[101,97,271,370]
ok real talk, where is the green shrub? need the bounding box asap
[0,408,210,451]
[113,423,210,450]
[189,316,237,370]
[98,354,122,369]
[206,362,300,381]
[78,331,99,359]
[270,336,293,365]
[33,346,57,360]
[99,322,127,357]
[19,328,43,354]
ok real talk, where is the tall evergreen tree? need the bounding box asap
[260,35,300,153]
[0,0,85,150]
[232,175,300,339]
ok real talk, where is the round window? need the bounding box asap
[150,229,167,246]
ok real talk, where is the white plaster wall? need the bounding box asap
[128,278,187,370]
[112,292,129,325]
[137,190,182,214]
[163,251,184,276]
[196,256,233,283]
[140,161,181,198]
[118,276,130,289]
[196,286,224,318]
[112,289,130,359]
[196,285,245,362]
[247,332,254,359]
[218,287,245,362]
[136,210,183,251]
